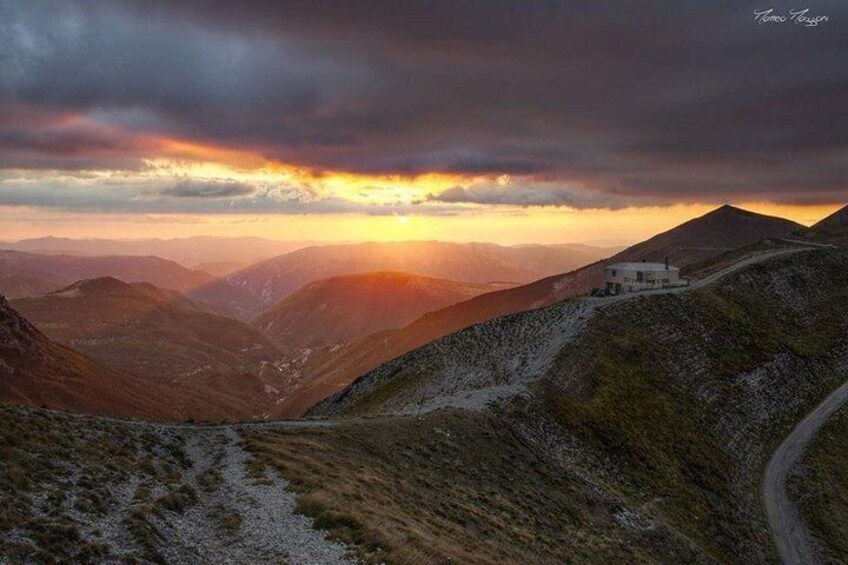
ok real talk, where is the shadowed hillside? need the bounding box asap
[0,290,314,422]
[11,277,282,380]
[0,294,174,419]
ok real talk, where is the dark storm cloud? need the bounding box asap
[425,183,605,208]
[1,0,846,209]
[0,172,442,215]
[161,180,255,198]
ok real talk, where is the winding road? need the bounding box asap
[764,378,848,565]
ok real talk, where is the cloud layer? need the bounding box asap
[1,0,846,214]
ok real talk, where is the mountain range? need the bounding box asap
[0,204,830,422]
[0,250,215,298]
[274,205,804,416]
[0,236,314,269]
[188,240,619,318]
[0,286,307,421]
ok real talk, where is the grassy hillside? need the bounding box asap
[0,407,349,563]
[2,291,305,422]
[243,412,707,564]
[0,407,193,562]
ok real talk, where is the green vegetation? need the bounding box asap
[791,408,848,562]
[543,313,737,560]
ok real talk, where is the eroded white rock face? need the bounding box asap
[329,299,596,416]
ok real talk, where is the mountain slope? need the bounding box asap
[280,205,803,416]
[11,277,281,379]
[0,294,175,419]
[188,241,615,318]
[297,247,848,563]
[254,272,514,351]
[0,291,311,421]
[806,204,848,246]
[0,275,64,299]
[0,250,215,294]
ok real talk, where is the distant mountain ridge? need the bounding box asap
[281,205,804,416]
[0,236,314,268]
[188,240,617,319]
[254,271,515,351]
[0,250,215,297]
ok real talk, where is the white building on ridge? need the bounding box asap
[603,260,685,294]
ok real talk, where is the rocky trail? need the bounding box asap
[152,426,352,565]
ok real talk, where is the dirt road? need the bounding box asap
[763,378,848,564]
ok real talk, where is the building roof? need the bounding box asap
[605,262,679,272]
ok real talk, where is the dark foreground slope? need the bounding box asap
[12,277,281,379]
[278,205,803,417]
[274,247,848,563]
[0,407,350,563]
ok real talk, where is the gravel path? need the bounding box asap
[763,378,848,565]
[156,426,352,565]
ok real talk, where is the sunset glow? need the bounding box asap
[1,0,845,244]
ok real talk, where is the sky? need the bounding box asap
[0,0,846,243]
